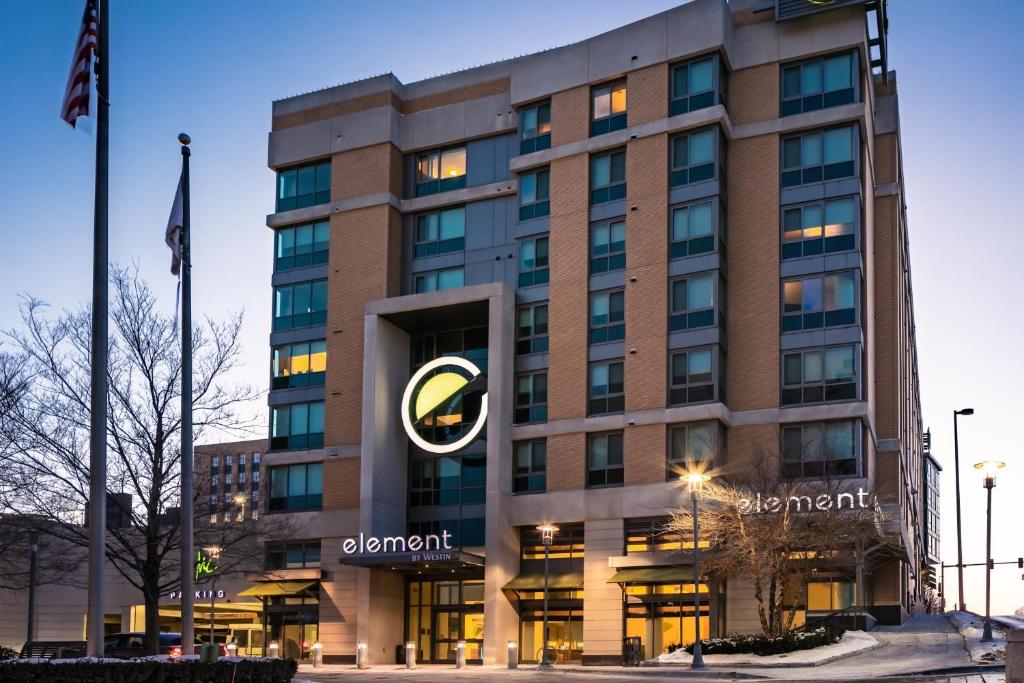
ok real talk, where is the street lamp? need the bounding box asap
[684,471,711,670]
[204,545,223,647]
[234,494,247,521]
[536,524,558,669]
[953,408,974,611]
[973,459,1004,643]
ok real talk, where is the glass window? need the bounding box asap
[671,56,717,115]
[781,125,856,187]
[415,146,467,196]
[270,401,325,451]
[590,150,626,204]
[518,236,549,287]
[520,101,552,153]
[408,455,486,508]
[516,303,549,355]
[781,51,856,116]
[515,372,548,424]
[671,129,717,187]
[591,80,627,136]
[587,432,624,488]
[589,290,625,344]
[519,168,550,221]
[272,340,326,390]
[414,267,464,293]
[276,160,330,212]
[782,345,857,405]
[273,280,327,331]
[670,273,716,331]
[670,200,716,259]
[415,207,465,257]
[782,420,858,478]
[782,272,856,332]
[589,360,624,415]
[275,220,329,271]
[514,440,547,493]
[667,422,716,480]
[590,220,626,273]
[669,348,715,405]
[781,196,857,259]
[267,463,323,511]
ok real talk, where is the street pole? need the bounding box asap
[85,0,110,658]
[691,491,705,669]
[26,531,38,653]
[209,572,217,646]
[179,133,195,652]
[952,409,972,611]
[537,525,556,669]
[981,478,994,642]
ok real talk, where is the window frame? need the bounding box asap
[271,340,327,390]
[517,235,550,288]
[414,206,466,258]
[781,124,858,188]
[270,401,325,451]
[273,280,328,331]
[781,195,859,260]
[519,101,552,154]
[589,289,626,345]
[514,371,548,424]
[519,167,551,221]
[516,303,549,355]
[267,462,324,512]
[274,220,330,271]
[781,420,860,479]
[588,360,625,416]
[266,539,322,570]
[590,149,627,205]
[781,345,859,406]
[276,160,331,212]
[590,80,627,137]
[670,54,720,116]
[415,145,468,197]
[670,127,719,188]
[780,50,857,117]
[590,218,626,274]
[414,267,465,293]
[670,272,718,332]
[513,440,547,494]
[666,421,719,481]
[587,431,624,488]
[781,271,858,332]
[669,347,717,406]
[670,198,721,260]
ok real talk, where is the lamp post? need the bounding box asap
[536,524,558,669]
[953,408,973,611]
[685,471,711,670]
[234,494,247,521]
[973,460,1004,643]
[204,545,223,647]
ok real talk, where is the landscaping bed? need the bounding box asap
[0,657,298,683]
[648,628,879,667]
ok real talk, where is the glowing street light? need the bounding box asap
[203,545,223,649]
[973,459,1004,643]
[682,469,711,669]
[536,524,558,669]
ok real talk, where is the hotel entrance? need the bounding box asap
[405,577,484,663]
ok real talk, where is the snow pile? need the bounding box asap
[948,610,1005,663]
[648,630,877,666]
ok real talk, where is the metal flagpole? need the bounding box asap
[178,133,195,651]
[86,0,110,658]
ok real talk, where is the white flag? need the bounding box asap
[166,174,184,276]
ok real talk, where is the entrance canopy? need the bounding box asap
[502,572,583,591]
[608,566,693,584]
[238,580,317,597]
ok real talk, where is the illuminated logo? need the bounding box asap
[194,549,216,582]
[401,357,487,454]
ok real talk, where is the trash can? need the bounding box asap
[622,636,642,666]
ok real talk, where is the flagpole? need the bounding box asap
[178,132,195,652]
[85,0,109,659]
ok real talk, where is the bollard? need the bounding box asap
[312,642,323,668]
[1008,629,1024,683]
[455,640,466,668]
[406,641,416,669]
[507,641,518,669]
[268,641,279,659]
[226,642,237,659]
[356,641,368,669]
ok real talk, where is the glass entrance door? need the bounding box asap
[433,608,484,662]
[406,577,484,663]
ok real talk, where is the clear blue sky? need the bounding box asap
[1,1,1021,614]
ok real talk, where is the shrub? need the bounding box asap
[685,627,843,656]
[0,657,298,683]
[0,646,18,661]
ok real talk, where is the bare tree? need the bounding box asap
[668,438,886,637]
[0,266,275,653]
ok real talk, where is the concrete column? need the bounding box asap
[356,568,404,664]
[583,519,624,665]
[1007,629,1024,683]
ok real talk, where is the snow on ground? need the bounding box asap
[948,610,1006,663]
[647,630,878,667]
[994,614,1024,630]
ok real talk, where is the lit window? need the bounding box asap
[782,272,856,331]
[781,197,857,259]
[415,147,467,196]
[272,340,326,390]
[591,81,627,136]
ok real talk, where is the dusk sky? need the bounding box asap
[1,1,1021,614]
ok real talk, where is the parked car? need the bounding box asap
[103,632,228,658]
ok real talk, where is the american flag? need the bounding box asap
[61,0,98,128]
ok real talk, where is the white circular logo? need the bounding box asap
[400,356,488,454]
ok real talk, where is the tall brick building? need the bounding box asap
[206,0,928,665]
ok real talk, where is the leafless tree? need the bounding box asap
[668,436,887,637]
[0,266,281,653]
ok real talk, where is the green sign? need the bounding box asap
[194,549,217,581]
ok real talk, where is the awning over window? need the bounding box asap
[607,566,694,584]
[237,580,317,597]
[502,572,583,591]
